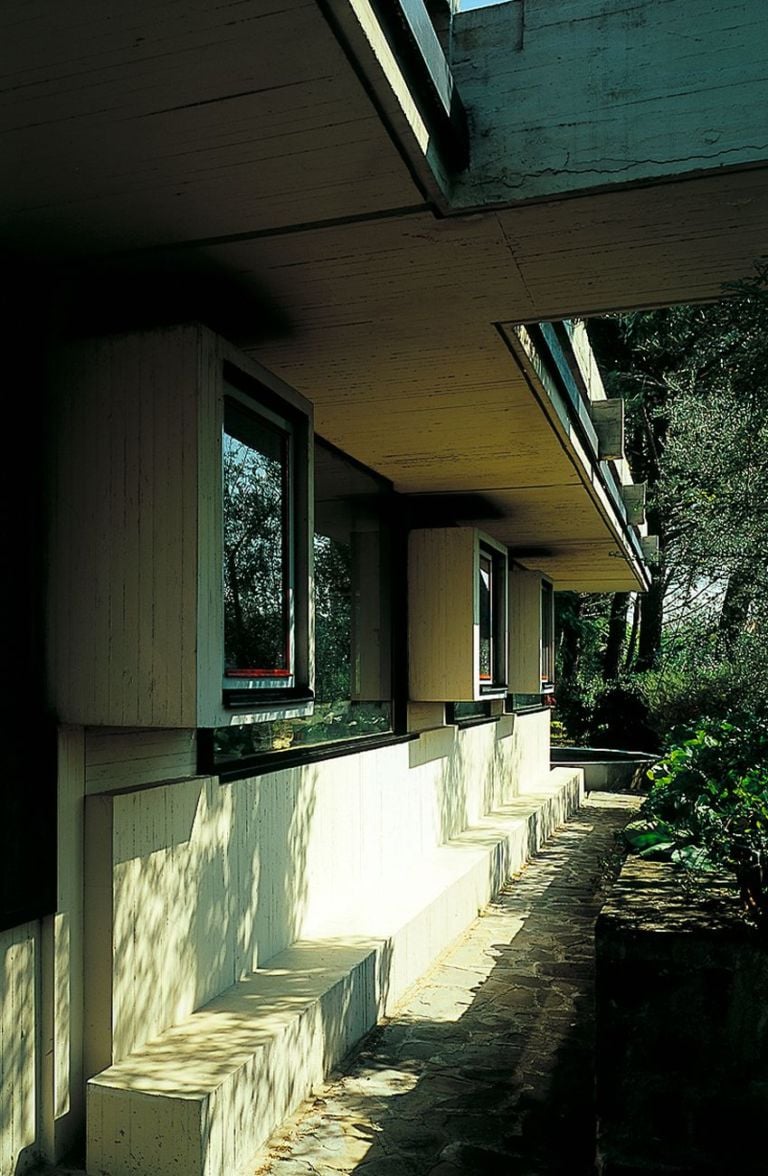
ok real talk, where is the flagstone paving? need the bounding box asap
[251,792,642,1176]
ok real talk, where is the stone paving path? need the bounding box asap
[251,792,642,1176]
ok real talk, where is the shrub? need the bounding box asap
[590,680,658,751]
[629,627,768,743]
[625,716,768,928]
[555,674,659,751]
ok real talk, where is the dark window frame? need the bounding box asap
[541,578,555,690]
[478,540,508,696]
[446,700,500,728]
[207,435,408,773]
[220,370,312,711]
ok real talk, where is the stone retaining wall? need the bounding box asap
[595,858,768,1174]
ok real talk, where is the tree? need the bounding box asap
[223,429,288,673]
[555,265,768,747]
[588,263,768,671]
[313,533,352,702]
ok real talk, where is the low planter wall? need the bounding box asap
[551,747,656,792]
[595,858,768,1175]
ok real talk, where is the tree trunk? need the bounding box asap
[625,595,640,670]
[719,568,752,651]
[635,574,664,670]
[603,593,630,680]
[636,501,666,671]
[558,595,583,681]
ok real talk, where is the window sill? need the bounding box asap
[450,715,502,730]
[505,704,550,716]
[223,689,314,714]
[207,731,418,782]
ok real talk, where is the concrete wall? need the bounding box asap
[0,922,38,1175]
[451,0,768,206]
[0,710,548,1173]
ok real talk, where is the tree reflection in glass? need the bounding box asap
[479,552,492,681]
[314,532,352,702]
[223,399,290,677]
[214,438,393,763]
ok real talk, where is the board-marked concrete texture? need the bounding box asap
[87,769,583,1176]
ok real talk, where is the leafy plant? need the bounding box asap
[624,717,768,928]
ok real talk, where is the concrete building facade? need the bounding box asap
[1,1,766,1172]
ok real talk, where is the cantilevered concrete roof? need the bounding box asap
[3,0,765,590]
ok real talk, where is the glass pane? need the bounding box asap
[223,399,290,677]
[213,701,392,762]
[313,441,391,709]
[314,532,352,702]
[541,582,554,683]
[214,438,393,763]
[509,693,542,711]
[479,552,492,680]
[453,701,492,721]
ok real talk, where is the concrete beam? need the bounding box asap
[451,0,768,208]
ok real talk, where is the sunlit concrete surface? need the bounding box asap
[250,793,641,1176]
[0,923,38,1175]
[25,792,639,1176]
[85,769,583,1176]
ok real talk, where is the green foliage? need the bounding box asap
[554,592,612,743]
[314,534,352,702]
[625,716,768,927]
[550,717,570,747]
[587,265,768,673]
[555,268,768,749]
[622,819,677,859]
[634,640,768,743]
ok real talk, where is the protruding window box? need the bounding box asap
[408,527,508,702]
[49,324,312,729]
[507,567,555,700]
[222,388,310,709]
[590,397,625,461]
[211,437,395,768]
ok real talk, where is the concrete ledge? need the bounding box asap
[87,768,582,1176]
[304,768,584,1014]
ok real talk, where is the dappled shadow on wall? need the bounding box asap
[269,798,632,1175]
[407,717,524,847]
[408,727,469,846]
[245,762,317,968]
[0,924,37,1175]
[87,763,320,1074]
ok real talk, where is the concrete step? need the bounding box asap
[86,768,582,1176]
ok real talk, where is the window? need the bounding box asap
[222,393,296,693]
[508,693,546,712]
[213,439,394,764]
[541,579,555,690]
[220,374,312,713]
[478,542,508,693]
[47,326,314,730]
[506,567,555,710]
[448,701,495,724]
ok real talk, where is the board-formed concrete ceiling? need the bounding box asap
[3,0,765,589]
